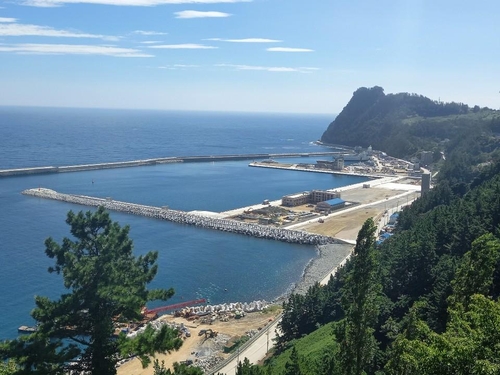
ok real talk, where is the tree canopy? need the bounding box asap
[1,207,179,375]
[268,105,500,374]
[321,86,500,159]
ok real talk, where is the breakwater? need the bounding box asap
[22,188,335,245]
[0,152,339,177]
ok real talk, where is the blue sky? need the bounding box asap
[0,0,499,113]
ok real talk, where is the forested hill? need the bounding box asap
[321,86,499,158]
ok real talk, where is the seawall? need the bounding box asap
[22,188,335,246]
[0,152,339,177]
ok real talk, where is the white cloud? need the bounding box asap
[158,64,199,69]
[20,0,251,7]
[267,47,314,52]
[175,10,230,18]
[133,30,167,35]
[0,17,17,23]
[206,38,281,43]
[0,43,153,57]
[149,43,217,49]
[140,40,163,44]
[216,63,317,73]
[0,22,119,41]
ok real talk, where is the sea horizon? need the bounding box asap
[0,104,337,118]
[0,108,362,340]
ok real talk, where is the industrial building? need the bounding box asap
[316,198,346,212]
[281,190,341,207]
[282,192,310,207]
[310,190,341,203]
[316,157,344,170]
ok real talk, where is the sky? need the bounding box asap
[0,0,499,114]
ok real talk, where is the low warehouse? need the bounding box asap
[316,198,346,212]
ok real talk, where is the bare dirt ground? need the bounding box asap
[117,310,281,375]
[290,187,406,240]
[117,183,420,374]
[302,207,382,238]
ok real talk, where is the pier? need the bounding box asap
[22,188,335,246]
[0,152,340,177]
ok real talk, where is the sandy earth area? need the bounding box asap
[288,186,409,239]
[118,181,421,374]
[117,310,280,374]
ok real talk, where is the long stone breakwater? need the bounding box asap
[22,188,335,245]
[1,152,340,177]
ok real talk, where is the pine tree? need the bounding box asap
[337,218,380,375]
[0,207,177,375]
[284,346,302,375]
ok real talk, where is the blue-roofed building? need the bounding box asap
[389,212,400,225]
[316,198,346,212]
[377,232,394,245]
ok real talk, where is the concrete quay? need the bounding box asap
[249,161,384,179]
[22,188,335,246]
[0,152,340,178]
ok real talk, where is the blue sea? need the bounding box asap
[0,107,367,340]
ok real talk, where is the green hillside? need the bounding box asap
[232,89,500,375]
[263,322,337,375]
[321,86,499,159]
[236,150,500,375]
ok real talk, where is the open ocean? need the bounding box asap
[0,107,367,340]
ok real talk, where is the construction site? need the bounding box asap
[117,299,281,375]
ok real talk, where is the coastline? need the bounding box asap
[271,242,354,305]
[291,243,353,295]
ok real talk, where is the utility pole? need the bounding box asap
[236,347,240,374]
[266,329,270,353]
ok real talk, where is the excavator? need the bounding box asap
[198,328,218,338]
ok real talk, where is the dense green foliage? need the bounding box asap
[0,207,180,375]
[0,360,17,375]
[234,322,338,375]
[336,219,379,375]
[246,91,500,374]
[321,86,499,159]
[153,359,204,375]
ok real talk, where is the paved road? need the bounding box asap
[211,176,421,374]
[211,318,281,375]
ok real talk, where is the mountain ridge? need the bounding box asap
[321,86,499,158]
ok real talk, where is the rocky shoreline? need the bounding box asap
[290,243,353,296]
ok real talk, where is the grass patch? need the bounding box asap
[263,322,337,374]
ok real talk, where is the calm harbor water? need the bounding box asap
[0,107,367,340]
